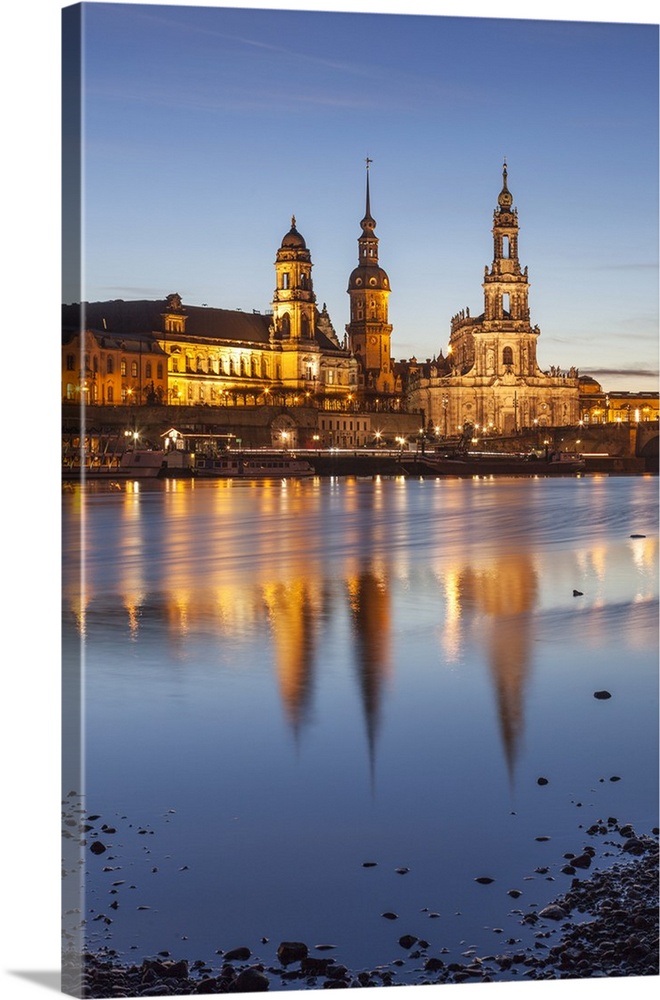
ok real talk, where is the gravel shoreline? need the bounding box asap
[64,822,658,997]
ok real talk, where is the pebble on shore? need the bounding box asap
[66,822,659,996]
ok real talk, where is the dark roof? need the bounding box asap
[62,298,346,353]
[62,299,168,335]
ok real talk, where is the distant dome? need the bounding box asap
[348,265,390,292]
[281,215,306,249]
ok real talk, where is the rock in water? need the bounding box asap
[538,904,567,921]
[234,968,269,991]
[277,942,308,966]
[224,947,251,962]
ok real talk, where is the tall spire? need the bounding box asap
[361,156,376,236]
[498,159,513,211]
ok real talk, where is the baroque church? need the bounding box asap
[406,163,580,435]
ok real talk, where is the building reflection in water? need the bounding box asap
[458,555,538,781]
[346,565,391,787]
[262,579,320,735]
[63,481,655,789]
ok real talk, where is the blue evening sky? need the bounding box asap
[69,1,659,393]
[67,1,659,392]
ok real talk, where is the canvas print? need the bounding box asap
[61,2,659,997]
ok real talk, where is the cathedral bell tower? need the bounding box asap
[271,217,316,341]
[346,160,393,393]
[482,161,531,328]
[448,162,541,379]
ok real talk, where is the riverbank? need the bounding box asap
[65,820,658,996]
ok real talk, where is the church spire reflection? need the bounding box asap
[347,567,391,788]
[262,579,318,736]
[459,554,538,781]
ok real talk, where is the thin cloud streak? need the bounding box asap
[586,367,659,378]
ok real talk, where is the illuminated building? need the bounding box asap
[346,160,401,406]
[62,324,168,406]
[578,378,659,424]
[406,163,581,435]
[62,219,359,419]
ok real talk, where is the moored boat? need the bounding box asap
[62,448,194,480]
[409,449,586,477]
[193,453,314,478]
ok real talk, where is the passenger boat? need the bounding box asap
[62,448,194,480]
[193,453,315,478]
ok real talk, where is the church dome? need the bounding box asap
[280,216,306,249]
[347,265,390,292]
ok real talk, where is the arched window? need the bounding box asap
[106,357,114,374]
[157,362,163,379]
[503,346,513,366]
[107,386,114,402]
[145,362,152,378]
[131,361,138,377]
[66,354,75,371]
[281,314,291,339]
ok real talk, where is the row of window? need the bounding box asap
[64,383,152,403]
[320,418,370,432]
[172,354,270,378]
[65,354,165,380]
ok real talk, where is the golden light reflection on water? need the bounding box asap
[63,478,658,781]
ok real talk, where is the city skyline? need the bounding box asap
[67,1,659,394]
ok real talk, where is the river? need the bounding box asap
[61,473,658,986]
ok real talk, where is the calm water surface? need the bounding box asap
[62,474,658,982]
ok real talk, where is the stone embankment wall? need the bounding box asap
[62,403,424,449]
[62,405,658,472]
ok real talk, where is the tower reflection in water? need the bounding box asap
[64,478,656,789]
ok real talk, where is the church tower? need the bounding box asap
[271,216,316,341]
[483,161,531,327]
[408,162,579,435]
[449,162,541,379]
[346,161,394,395]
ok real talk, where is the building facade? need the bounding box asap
[62,325,168,406]
[578,377,659,424]
[407,163,581,436]
[63,219,359,419]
